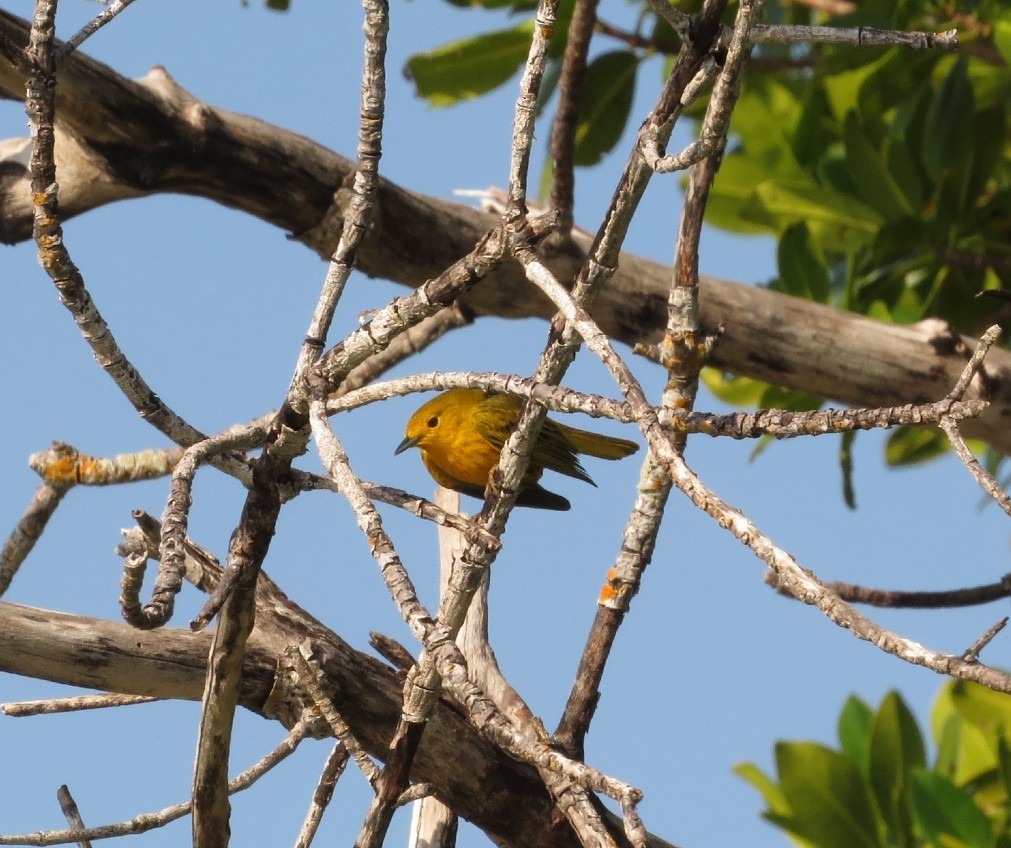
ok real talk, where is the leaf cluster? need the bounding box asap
[738,683,1011,848]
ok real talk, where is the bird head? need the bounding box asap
[394,389,479,456]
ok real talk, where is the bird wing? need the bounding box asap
[475,395,593,485]
[533,420,594,485]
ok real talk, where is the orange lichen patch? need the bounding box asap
[597,565,620,604]
[29,442,181,485]
[41,453,94,483]
[598,582,618,604]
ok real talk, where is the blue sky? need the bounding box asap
[1,2,1009,847]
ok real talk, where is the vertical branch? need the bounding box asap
[556,0,760,757]
[191,451,289,848]
[507,0,559,213]
[191,2,391,842]
[353,13,573,840]
[55,785,92,848]
[285,0,389,418]
[549,0,601,238]
[493,0,730,541]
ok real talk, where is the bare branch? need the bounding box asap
[294,743,350,848]
[548,0,601,237]
[0,481,68,597]
[962,618,1008,663]
[0,720,312,847]
[506,0,558,211]
[55,786,91,848]
[289,646,380,786]
[746,22,958,49]
[765,571,1011,609]
[3,692,158,718]
[57,0,140,57]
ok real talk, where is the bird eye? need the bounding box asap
[427,416,439,428]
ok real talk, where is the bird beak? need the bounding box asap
[394,435,421,456]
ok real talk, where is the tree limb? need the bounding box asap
[0,599,677,848]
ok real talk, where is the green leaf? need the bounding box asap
[759,180,882,230]
[705,155,782,234]
[776,224,831,302]
[839,694,874,769]
[751,181,885,244]
[757,383,823,412]
[822,53,889,122]
[921,57,974,180]
[701,369,823,417]
[734,762,793,818]
[773,742,882,848]
[996,15,1011,65]
[884,427,947,466]
[872,691,927,773]
[884,139,925,214]
[869,692,925,844]
[909,770,995,848]
[996,734,1011,810]
[265,0,290,9]
[792,86,838,169]
[844,114,914,221]
[962,106,1007,216]
[405,22,534,106]
[701,369,771,407]
[729,77,807,177]
[935,713,966,779]
[856,50,938,125]
[947,680,1011,744]
[572,51,638,166]
[932,685,1000,787]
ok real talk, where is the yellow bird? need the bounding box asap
[394,388,639,511]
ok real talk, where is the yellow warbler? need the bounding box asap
[394,388,639,511]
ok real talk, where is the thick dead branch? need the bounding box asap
[0,600,678,848]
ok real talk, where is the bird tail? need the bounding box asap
[556,423,639,460]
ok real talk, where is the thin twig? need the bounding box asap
[288,645,380,786]
[746,22,958,49]
[329,370,985,438]
[28,442,184,486]
[308,399,434,641]
[962,618,1008,663]
[139,424,269,629]
[548,0,601,238]
[0,721,312,846]
[24,0,234,469]
[939,417,1011,517]
[3,693,158,718]
[0,481,68,597]
[947,324,1001,400]
[55,786,91,848]
[294,743,349,848]
[506,0,558,210]
[57,0,139,57]
[765,570,1011,609]
[335,304,473,397]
